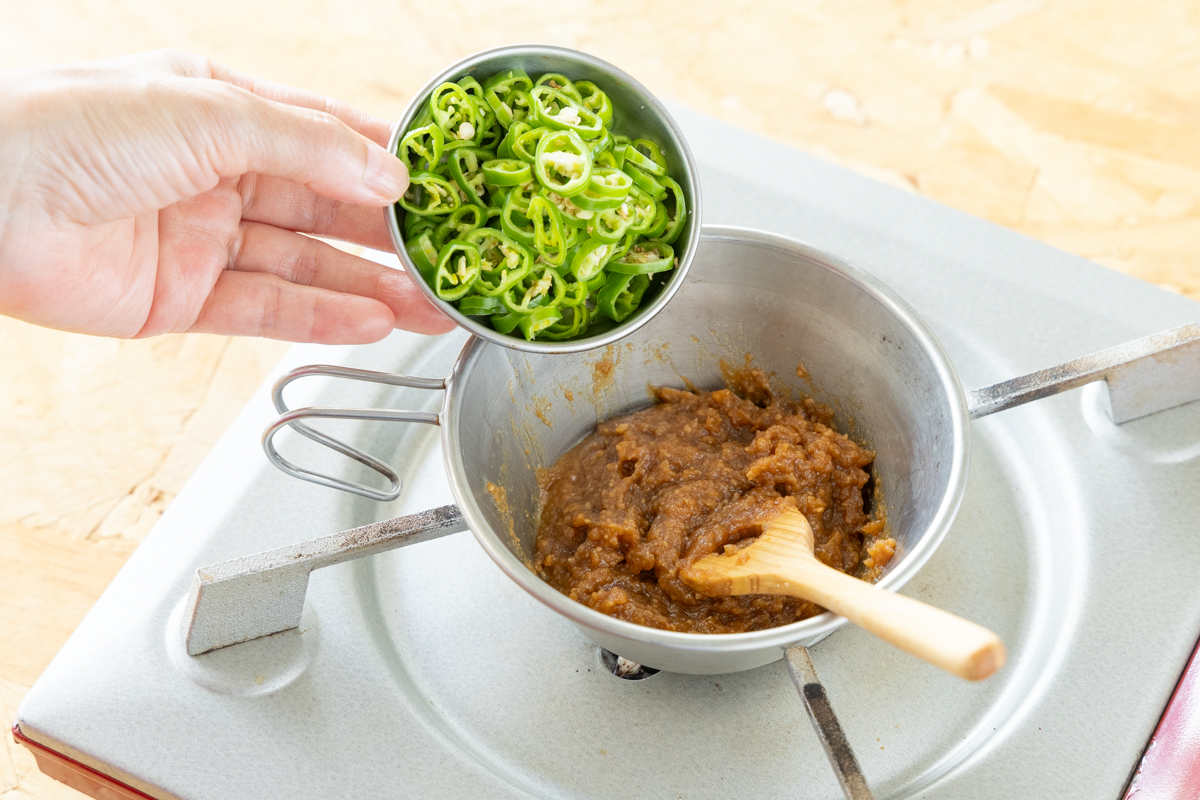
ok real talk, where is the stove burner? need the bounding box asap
[599,649,661,680]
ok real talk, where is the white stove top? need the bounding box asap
[17,104,1200,800]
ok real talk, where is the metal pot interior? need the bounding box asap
[442,226,970,673]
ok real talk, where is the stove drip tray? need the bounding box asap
[340,406,1071,800]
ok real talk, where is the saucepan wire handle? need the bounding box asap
[263,364,446,502]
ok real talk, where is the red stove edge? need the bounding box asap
[11,722,163,800]
[1124,635,1200,800]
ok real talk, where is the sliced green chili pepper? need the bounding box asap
[619,187,657,236]
[534,73,583,103]
[412,100,434,129]
[433,241,482,301]
[535,129,592,197]
[587,129,613,160]
[612,134,631,169]
[490,310,519,334]
[658,176,687,245]
[629,139,668,175]
[501,189,536,246]
[448,146,492,207]
[433,204,486,249]
[506,182,536,213]
[589,204,634,244]
[607,240,674,274]
[397,123,444,173]
[476,117,502,150]
[404,209,436,239]
[503,265,566,312]
[609,230,637,261]
[588,166,633,199]
[483,68,533,92]
[584,270,609,294]
[458,77,498,147]
[527,194,569,266]
[559,276,590,306]
[540,189,594,228]
[459,295,505,315]
[429,82,480,142]
[465,227,532,296]
[482,158,532,186]
[488,185,510,209]
[457,77,490,116]
[427,157,452,179]
[398,171,460,215]
[570,186,625,213]
[642,202,669,239]
[622,162,667,200]
[598,273,650,322]
[530,86,603,140]
[457,76,486,103]
[593,150,619,169]
[483,69,534,127]
[405,229,440,281]
[623,144,665,177]
[569,238,612,281]
[564,223,585,250]
[573,80,614,128]
[497,121,530,159]
[517,306,563,340]
[540,303,590,340]
[513,126,546,164]
[508,89,533,126]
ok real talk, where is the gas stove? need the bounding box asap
[15,105,1200,800]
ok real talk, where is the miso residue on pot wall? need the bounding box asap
[590,344,619,397]
[486,481,531,568]
[529,393,553,429]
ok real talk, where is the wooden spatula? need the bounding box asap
[679,508,1006,680]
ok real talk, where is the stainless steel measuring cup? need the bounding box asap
[386,43,703,354]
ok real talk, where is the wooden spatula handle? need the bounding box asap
[781,561,1005,681]
[680,510,1006,680]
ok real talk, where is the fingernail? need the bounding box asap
[363,143,408,202]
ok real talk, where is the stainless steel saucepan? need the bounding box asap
[202,226,1199,676]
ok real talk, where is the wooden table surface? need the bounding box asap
[2,2,1198,796]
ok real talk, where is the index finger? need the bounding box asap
[142,50,395,146]
[208,62,394,146]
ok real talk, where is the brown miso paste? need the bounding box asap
[534,369,895,634]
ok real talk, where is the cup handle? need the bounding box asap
[263,364,448,502]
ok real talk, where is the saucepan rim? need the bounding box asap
[441,225,972,657]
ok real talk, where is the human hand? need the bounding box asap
[0,50,455,341]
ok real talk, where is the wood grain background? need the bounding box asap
[2,2,1198,796]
